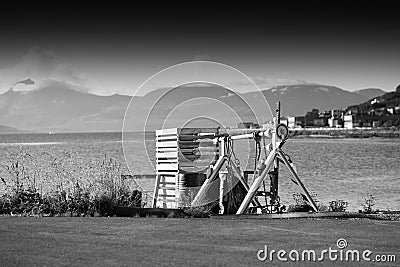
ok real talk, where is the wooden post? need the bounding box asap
[270,102,280,205]
[219,171,227,214]
[152,174,161,208]
[162,175,167,208]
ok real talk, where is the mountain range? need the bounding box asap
[0,80,386,132]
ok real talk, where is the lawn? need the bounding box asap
[0,217,399,266]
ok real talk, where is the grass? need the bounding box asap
[0,217,399,266]
[0,149,147,216]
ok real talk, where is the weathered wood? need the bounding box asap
[156,128,178,136]
[155,127,219,208]
[157,189,176,196]
[154,174,176,183]
[157,194,176,198]
[158,181,176,185]
[156,151,179,158]
[156,135,179,141]
[156,141,178,148]
[156,159,179,164]
[156,163,178,171]
[155,198,176,203]
[152,174,161,208]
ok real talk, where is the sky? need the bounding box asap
[0,2,399,96]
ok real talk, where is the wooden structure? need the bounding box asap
[152,128,219,208]
[152,102,320,215]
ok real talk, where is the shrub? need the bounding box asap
[183,202,217,218]
[329,200,348,212]
[287,191,323,212]
[361,194,375,214]
[0,150,144,217]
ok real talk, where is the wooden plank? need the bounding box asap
[157,149,176,152]
[156,141,178,148]
[156,151,179,158]
[156,163,178,171]
[157,186,176,190]
[157,194,176,198]
[156,159,179,164]
[156,171,178,175]
[156,128,178,136]
[156,135,178,141]
[157,189,176,196]
[160,175,167,208]
[151,174,161,208]
[156,198,176,203]
[156,170,178,174]
[155,175,176,183]
[158,182,176,185]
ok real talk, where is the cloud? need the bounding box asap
[0,47,88,93]
[228,76,317,90]
[252,77,315,88]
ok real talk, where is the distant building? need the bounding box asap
[343,114,353,129]
[370,98,380,105]
[328,118,340,128]
[295,116,306,128]
[313,118,327,127]
[288,117,296,128]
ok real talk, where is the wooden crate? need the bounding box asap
[153,128,219,208]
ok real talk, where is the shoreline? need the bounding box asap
[290,128,400,138]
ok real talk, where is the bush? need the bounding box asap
[361,194,375,214]
[329,200,348,212]
[0,151,145,217]
[287,191,324,212]
[183,203,217,218]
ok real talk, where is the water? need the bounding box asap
[0,132,399,211]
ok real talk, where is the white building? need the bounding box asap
[343,114,353,129]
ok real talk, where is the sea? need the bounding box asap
[0,132,399,212]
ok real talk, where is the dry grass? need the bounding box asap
[0,149,145,216]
